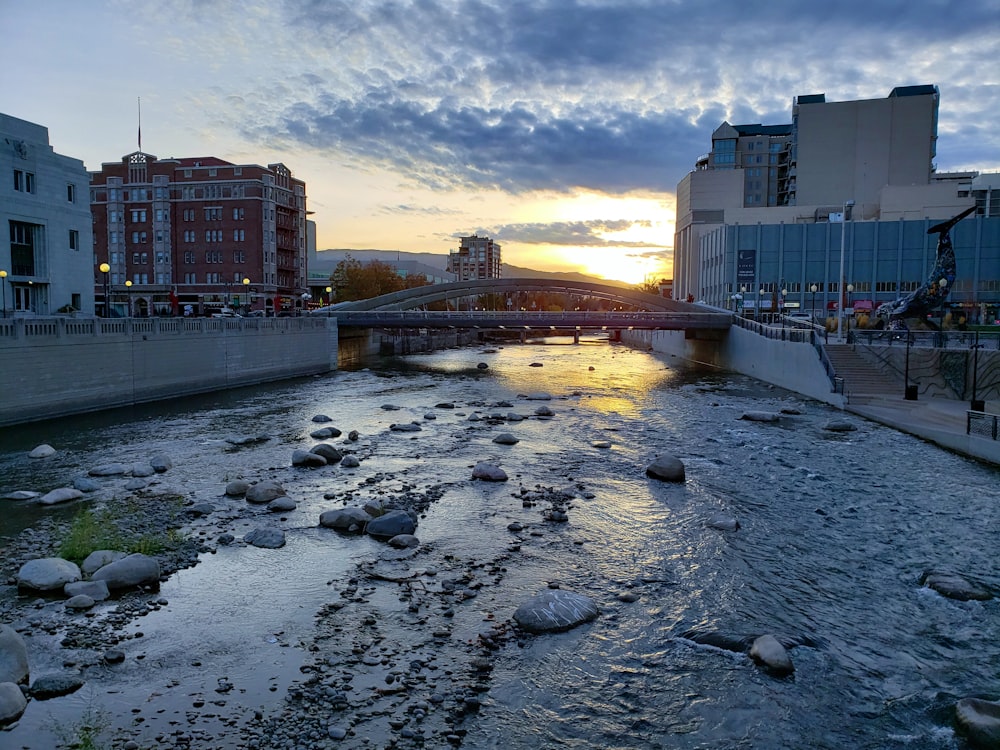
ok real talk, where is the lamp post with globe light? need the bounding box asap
[810,284,818,322]
[0,269,7,318]
[99,263,111,317]
[124,279,132,317]
[242,277,250,313]
[836,199,855,342]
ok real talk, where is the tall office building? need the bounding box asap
[674,86,942,301]
[1,113,93,316]
[447,234,502,280]
[90,152,307,316]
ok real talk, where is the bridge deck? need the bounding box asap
[325,310,732,330]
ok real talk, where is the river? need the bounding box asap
[1,337,998,749]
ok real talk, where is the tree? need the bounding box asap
[329,256,431,302]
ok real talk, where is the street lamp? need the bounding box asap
[904,333,917,400]
[124,279,132,317]
[99,263,110,317]
[781,287,788,316]
[0,269,7,318]
[810,283,818,322]
[759,286,765,320]
[242,277,250,312]
[971,331,985,411]
[836,199,855,342]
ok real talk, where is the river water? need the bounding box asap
[1,338,998,749]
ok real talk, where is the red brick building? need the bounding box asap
[90,152,307,316]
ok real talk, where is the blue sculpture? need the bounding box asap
[875,206,976,331]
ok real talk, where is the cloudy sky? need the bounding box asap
[3,0,999,283]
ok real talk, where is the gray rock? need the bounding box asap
[225,479,251,496]
[477,362,489,370]
[749,634,794,676]
[65,595,96,610]
[424,412,437,419]
[524,392,552,400]
[311,444,343,463]
[244,527,286,549]
[388,534,420,549]
[823,419,857,432]
[88,463,129,476]
[340,455,361,468]
[246,480,286,504]
[740,411,781,423]
[534,406,555,417]
[38,487,84,506]
[28,444,56,459]
[0,625,29,685]
[2,490,40,501]
[591,440,612,449]
[267,496,297,512]
[64,580,110,601]
[92,553,161,590]
[130,462,156,477]
[310,426,342,439]
[492,433,519,445]
[29,673,85,700]
[347,430,359,441]
[319,507,371,533]
[707,513,740,532]
[390,422,422,432]
[292,449,328,467]
[0,681,27,725]
[17,557,81,591]
[185,502,216,517]
[366,510,417,541]
[381,404,401,410]
[81,550,127,576]
[72,477,101,492]
[311,414,333,423]
[955,697,1000,748]
[472,462,508,482]
[363,500,385,517]
[149,453,173,472]
[513,590,599,633]
[124,478,149,490]
[507,412,524,422]
[923,572,992,601]
[435,402,455,409]
[646,456,686,482]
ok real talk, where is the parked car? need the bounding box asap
[787,311,811,321]
[211,309,242,318]
[245,310,267,317]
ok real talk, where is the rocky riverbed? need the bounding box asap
[3,342,1000,749]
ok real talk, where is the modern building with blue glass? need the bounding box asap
[673,86,1000,324]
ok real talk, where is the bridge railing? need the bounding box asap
[329,310,731,329]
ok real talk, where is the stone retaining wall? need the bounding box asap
[0,316,337,427]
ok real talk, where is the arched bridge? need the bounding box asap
[314,277,731,332]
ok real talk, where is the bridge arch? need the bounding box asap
[323,277,687,313]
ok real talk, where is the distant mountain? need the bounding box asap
[310,248,634,289]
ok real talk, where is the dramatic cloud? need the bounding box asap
[491,220,660,248]
[172,0,1000,196]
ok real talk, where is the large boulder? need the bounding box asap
[17,558,81,591]
[91,553,161,590]
[319,507,371,533]
[38,487,84,506]
[472,462,508,482]
[224,479,251,497]
[29,673,85,700]
[0,625,29,684]
[150,453,173,472]
[81,550,127,576]
[311,444,343,463]
[64,580,110,602]
[492,433,519,445]
[28,444,56,459]
[246,480,286,504]
[740,411,781,423]
[749,634,794,677]
[646,456,685,482]
[292,449,327,467]
[923,572,993,601]
[955,697,1000,748]
[366,510,417,541]
[513,590,599,633]
[244,527,286,549]
[0,682,27,725]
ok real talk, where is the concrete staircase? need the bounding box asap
[824,343,902,404]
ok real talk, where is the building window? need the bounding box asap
[209,168,217,176]
[110,231,118,244]
[184,251,195,264]
[69,230,79,250]
[13,170,35,193]
[131,209,147,222]
[233,229,245,242]
[132,252,140,265]
[67,184,76,203]
[10,221,37,275]
[233,207,244,220]
[140,252,148,264]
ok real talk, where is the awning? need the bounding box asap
[853,300,874,311]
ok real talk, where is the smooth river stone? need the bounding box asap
[513,590,599,633]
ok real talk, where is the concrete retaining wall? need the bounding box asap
[0,316,337,427]
[624,327,846,407]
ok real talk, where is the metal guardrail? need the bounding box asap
[967,411,1000,440]
[852,329,1000,351]
[0,315,327,341]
